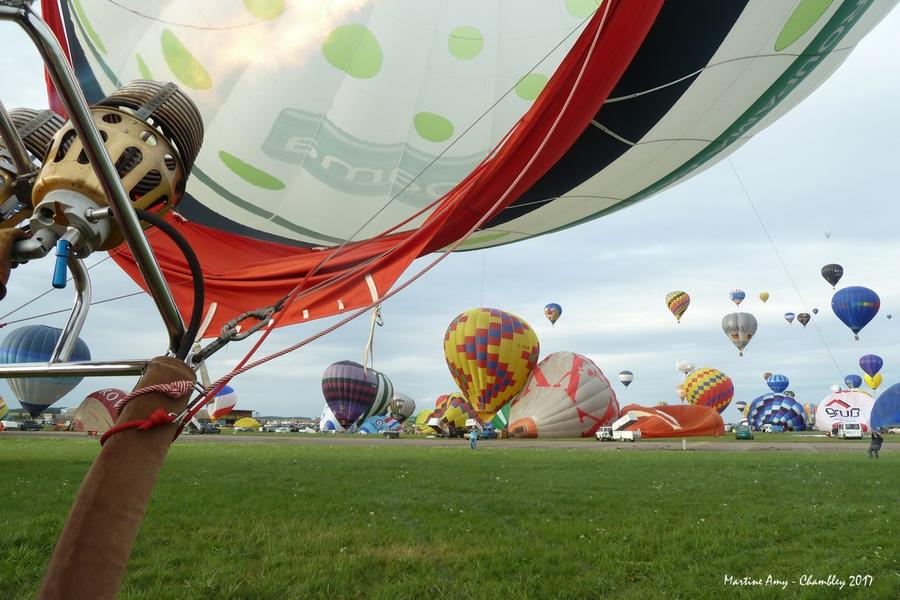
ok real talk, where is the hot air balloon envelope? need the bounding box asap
[844,374,863,390]
[683,368,734,413]
[618,370,634,387]
[746,394,807,431]
[508,352,619,438]
[729,289,746,306]
[832,287,880,339]
[721,312,757,356]
[821,264,844,288]
[766,374,789,394]
[73,389,125,434]
[758,292,769,303]
[784,312,795,324]
[859,354,884,377]
[665,291,690,323]
[207,385,238,421]
[619,404,724,438]
[871,384,900,430]
[815,390,875,433]
[543,303,562,326]
[444,308,539,422]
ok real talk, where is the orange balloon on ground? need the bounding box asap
[619,404,725,438]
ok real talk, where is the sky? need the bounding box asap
[1,6,899,423]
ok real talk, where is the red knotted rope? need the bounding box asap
[99,380,195,446]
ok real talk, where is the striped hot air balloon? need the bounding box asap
[665,291,690,323]
[746,394,807,431]
[766,374,789,394]
[321,361,392,428]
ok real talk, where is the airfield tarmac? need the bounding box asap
[4,430,895,452]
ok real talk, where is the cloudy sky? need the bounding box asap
[1,6,898,423]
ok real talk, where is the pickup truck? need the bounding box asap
[595,427,641,442]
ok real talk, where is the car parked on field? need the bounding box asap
[735,424,754,440]
[20,421,43,431]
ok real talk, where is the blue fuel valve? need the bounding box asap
[52,239,71,289]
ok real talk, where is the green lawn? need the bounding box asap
[0,437,897,599]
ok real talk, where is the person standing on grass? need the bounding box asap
[470,428,478,450]
[868,428,884,458]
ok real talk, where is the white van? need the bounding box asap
[836,422,863,439]
[1,420,21,430]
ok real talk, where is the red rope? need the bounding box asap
[113,380,195,417]
[99,408,176,446]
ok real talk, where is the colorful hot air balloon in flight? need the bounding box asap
[207,385,238,421]
[797,312,811,327]
[544,303,562,326]
[618,370,634,388]
[784,312,795,324]
[734,400,747,415]
[665,291,690,323]
[321,361,392,428]
[864,373,884,391]
[508,352,619,438]
[676,360,695,375]
[444,308,539,422]
[844,374,863,390]
[722,312,757,356]
[758,292,769,303]
[729,289,746,307]
[832,286,880,340]
[683,367,734,413]
[821,264,844,288]
[0,325,91,418]
[766,374,789,394]
[859,354,884,377]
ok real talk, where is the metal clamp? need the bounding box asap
[191,307,277,365]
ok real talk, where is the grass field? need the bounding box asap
[1,437,897,599]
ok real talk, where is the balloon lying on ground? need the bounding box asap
[444,308,539,422]
[821,264,844,288]
[844,374,863,390]
[321,361,392,428]
[683,368,734,413]
[429,393,479,429]
[544,303,562,326]
[832,286,880,340]
[871,384,900,430]
[859,354,884,377]
[766,374,789,394]
[389,392,416,423]
[815,390,875,433]
[207,385,238,421]
[618,370,634,388]
[797,313,811,327]
[665,291,690,323]
[0,325,91,418]
[729,289,745,307]
[358,416,401,434]
[0,397,7,420]
[721,312,757,356]
[413,410,432,434]
[233,417,260,430]
[73,389,125,434]
[619,404,724,438]
[784,312,795,324]
[864,373,883,391]
[746,394,807,431]
[508,352,618,438]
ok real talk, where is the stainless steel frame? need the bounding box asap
[0,1,188,378]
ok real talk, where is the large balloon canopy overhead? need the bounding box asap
[0,325,91,418]
[444,308,539,422]
[859,354,884,377]
[821,264,844,289]
[683,367,734,413]
[46,0,896,331]
[729,289,746,307]
[766,374,789,394]
[831,286,880,340]
[543,303,562,326]
[844,374,863,390]
[721,312,757,356]
[665,291,690,323]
